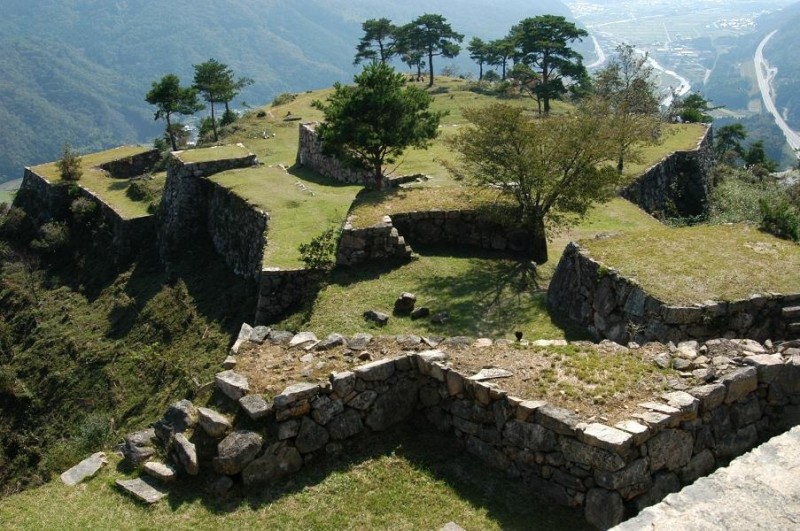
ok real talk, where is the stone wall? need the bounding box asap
[254,268,325,324]
[157,148,258,261]
[336,210,534,266]
[14,168,71,225]
[621,126,714,219]
[207,186,268,281]
[296,122,373,185]
[99,149,161,178]
[131,330,800,530]
[547,242,798,344]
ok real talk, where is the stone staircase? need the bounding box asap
[781,303,800,337]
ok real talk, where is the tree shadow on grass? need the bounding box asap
[155,418,588,530]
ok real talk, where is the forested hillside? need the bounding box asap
[0,0,570,184]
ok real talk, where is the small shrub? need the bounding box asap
[69,197,98,226]
[760,198,800,241]
[220,109,238,126]
[126,180,155,202]
[272,92,296,106]
[56,144,83,182]
[298,227,339,271]
[30,221,70,255]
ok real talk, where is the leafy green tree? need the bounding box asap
[715,123,747,161]
[403,14,463,86]
[145,74,203,151]
[193,58,231,142]
[395,23,426,80]
[467,37,490,81]
[312,62,444,189]
[56,143,82,182]
[510,15,588,114]
[593,44,662,174]
[447,103,623,263]
[487,38,516,80]
[744,140,778,173]
[354,18,398,65]
[672,92,717,123]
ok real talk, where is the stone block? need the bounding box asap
[60,452,108,486]
[116,478,168,504]
[516,400,547,422]
[560,437,627,472]
[347,390,378,410]
[466,435,511,472]
[446,370,465,396]
[502,420,557,452]
[213,430,263,475]
[348,333,373,351]
[365,379,419,431]
[295,417,329,454]
[328,409,364,440]
[585,488,626,530]
[242,446,303,487]
[743,354,784,384]
[614,420,651,446]
[660,391,699,421]
[594,458,652,500]
[289,331,318,348]
[721,366,758,404]
[143,461,177,483]
[679,449,715,484]
[647,429,693,472]
[173,433,199,476]
[689,383,726,413]
[354,359,396,381]
[311,396,344,425]
[274,382,319,408]
[215,370,250,401]
[239,394,273,420]
[331,371,356,398]
[536,405,582,436]
[278,420,300,440]
[579,423,633,454]
[198,407,231,438]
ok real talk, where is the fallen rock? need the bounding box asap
[363,310,389,326]
[431,311,450,324]
[289,331,318,348]
[468,368,513,381]
[122,429,157,465]
[268,330,295,344]
[348,333,373,351]
[143,461,177,483]
[60,452,108,486]
[116,478,168,504]
[393,292,417,315]
[173,433,199,475]
[411,307,431,320]
[317,333,346,351]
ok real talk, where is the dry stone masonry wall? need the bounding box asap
[207,185,268,281]
[621,126,714,220]
[296,123,372,184]
[99,149,161,179]
[548,242,799,344]
[122,326,800,529]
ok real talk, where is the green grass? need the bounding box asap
[0,178,21,205]
[209,166,361,269]
[0,424,587,531]
[582,223,800,304]
[176,144,252,164]
[31,146,159,219]
[622,123,708,178]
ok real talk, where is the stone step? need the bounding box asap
[782,306,800,319]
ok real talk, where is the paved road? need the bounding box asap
[612,425,800,530]
[754,30,800,153]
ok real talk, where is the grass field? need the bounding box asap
[0,424,588,531]
[583,223,800,304]
[31,146,158,219]
[0,178,21,205]
[177,144,252,164]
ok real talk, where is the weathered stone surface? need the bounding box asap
[317,333,346,351]
[348,333,373,351]
[116,478,168,504]
[730,397,762,428]
[278,420,300,440]
[743,354,784,383]
[365,379,419,431]
[468,368,513,381]
[251,325,271,343]
[222,356,237,369]
[122,429,157,465]
[363,309,389,326]
[561,437,627,472]
[690,383,726,413]
[393,292,416,315]
[632,411,674,430]
[289,331,318,348]
[396,334,422,348]
[347,390,378,410]
[331,371,356,398]
[213,430,263,475]
[721,366,758,404]
[239,394,273,420]
[242,446,303,486]
[328,409,364,440]
[354,358,396,381]
[679,449,715,484]
[503,420,557,452]
[516,400,547,422]
[585,488,625,530]
[715,424,758,459]
[579,423,633,454]
[173,433,199,475]
[295,417,329,453]
[143,461,178,483]
[647,429,693,472]
[537,405,582,436]
[466,435,511,471]
[215,370,250,401]
[269,330,295,344]
[311,395,344,425]
[661,391,699,421]
[630,471,681,513]
[594,458,652,500]
[416,350,449,375]
[210,475,234,497]
[198,407,231,438]
[614,420,650,446]
[162,399,199,433]
[274,382,319,408]
[61,452,108,486]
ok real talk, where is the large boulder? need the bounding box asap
[213,430,264,475]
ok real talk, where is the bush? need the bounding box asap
[298,227,339,271]
[126,180,155,202]
[272,92,296,106]
[30,221,70,255]
[760,198,800,241]
[220,109,238,126]
[69,197,98,227]
[56,144,83,181]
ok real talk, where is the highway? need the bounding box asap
[754,30,800,153]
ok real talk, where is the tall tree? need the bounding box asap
[593,44,662,174]
[145,74,203,151]
[715,123,747,162]
[312,62,444,189]
[510,15,588,114]
[395,23,426,80]
[354,18,398,65]
[193,58,229,142]
[467,37,490,81]
[404,14,463,87]
[447,103,623,263]
[487,38,516,80]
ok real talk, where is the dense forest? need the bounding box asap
[0,0,569,184]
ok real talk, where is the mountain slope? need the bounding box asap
[0,0,571,183]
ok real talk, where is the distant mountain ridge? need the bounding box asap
[0,0,570,184]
